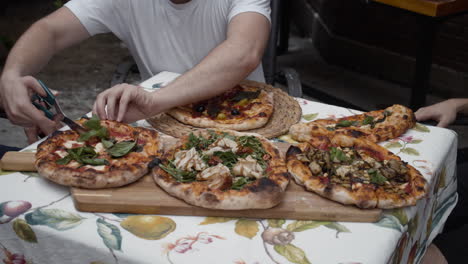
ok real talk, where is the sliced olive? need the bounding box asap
[231,109,240,115]
[148,158,162,169]
[196,105,205,112]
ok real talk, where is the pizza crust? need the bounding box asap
[289,104,416,143]
[152,129,289,209]
[36,120,162,189]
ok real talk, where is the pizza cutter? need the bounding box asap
[31,80,88,134]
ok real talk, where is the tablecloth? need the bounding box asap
[0,72,458,264]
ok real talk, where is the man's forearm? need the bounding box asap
[454,98,468,115]
[151,12,270,113]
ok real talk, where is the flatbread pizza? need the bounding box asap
[36,116,161,189]
[152,129,289,209]
[167,81,274,131]
[286,134,427,209]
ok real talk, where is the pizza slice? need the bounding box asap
[285,134,427,209]
[290,104,415,143]
[151,129,289,209]
[167,81,274,131]
[36,116,161,188]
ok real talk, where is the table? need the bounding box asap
[0,72,458,264]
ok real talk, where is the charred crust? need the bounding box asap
[202,192,220,204]
[286,146,302,158]
[403,115,408,120]
[258,112,267,117]
[247,178,278,193]
[349,130,365,138]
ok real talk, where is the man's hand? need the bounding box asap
[93,84,163,123]
[415,99,459,127]
[0,75,58,134]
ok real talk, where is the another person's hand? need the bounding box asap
[93,84,162,123]
[0,74,58,134]
[415,99,459,127]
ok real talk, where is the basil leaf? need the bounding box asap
[362,115,374,125]
[81,157,109,166]
[83,115,102,130]
[336,120,358,128]
[107,141,137,158]
[369,169,387,185]
[101,139,115,149]
[56,155,72,165]
[232,177,255,190]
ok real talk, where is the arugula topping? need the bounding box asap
[362,115,374,125]
[78,115,109,142]
[212,151,238,169]
[159,161,197,183]
[336,120,358,128]
[237,136,267,169]
[232,177,255,190]
[329,147,349,162]
[56,146,109,166]
[369,169,387,185]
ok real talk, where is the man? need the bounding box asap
[0,0,270,140]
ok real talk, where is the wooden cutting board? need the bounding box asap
[71,140,382,222]
[1,140,382,222]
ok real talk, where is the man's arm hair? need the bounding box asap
[150,11,270,112]
[1,7,90,79]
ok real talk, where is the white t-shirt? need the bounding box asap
[65,0,270,82]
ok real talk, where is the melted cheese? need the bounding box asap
[55,150,68,158]
[173,147,206,171]
[203,137,239,156]
[83,165,107,171]
[232,155,263,179]
[94,143,105,154]
[63,140,84,149]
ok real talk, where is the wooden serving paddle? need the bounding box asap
[0,151,36,171]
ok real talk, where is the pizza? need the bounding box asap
[151,129,289,209]
[290,104,415,143]
[167,81,274,131]
[285,134,427,209]
[36,116,161,189]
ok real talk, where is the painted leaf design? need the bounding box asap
[413,123,430,132]
[374,215,404,232]
[235,219,259,239]
[303,113,318,121]
[384,142,403,149]
[408,213,419,237]
[401,148,420,156]
[25,208,85,231]
[286,220,330,232]
[97,218,122,251]
[274,244,311,264]
[21,172,40,178]
[113,213,135,219]
[268,219,285,228]
[324,222,350,237]
[12,219,37,243]
[120,215,176,240]
[0,202,7,217]
[0,168,17,176]
[437,167,447,191]
[390,208,409,226]
[409,139,422,144]
[199,217,236,225]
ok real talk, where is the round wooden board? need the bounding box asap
[146,81,302,139]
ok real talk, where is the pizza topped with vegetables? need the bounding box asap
[151,129,289,209]
[286,134,427,209]
[290,104,415,143]
[167,81,274,131]
[36,116,161,189]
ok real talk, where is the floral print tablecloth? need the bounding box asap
[0,73,458,264]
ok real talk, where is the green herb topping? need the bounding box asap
[56,146,109,166]
[369,169,387,185]
[78,115,109,142]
